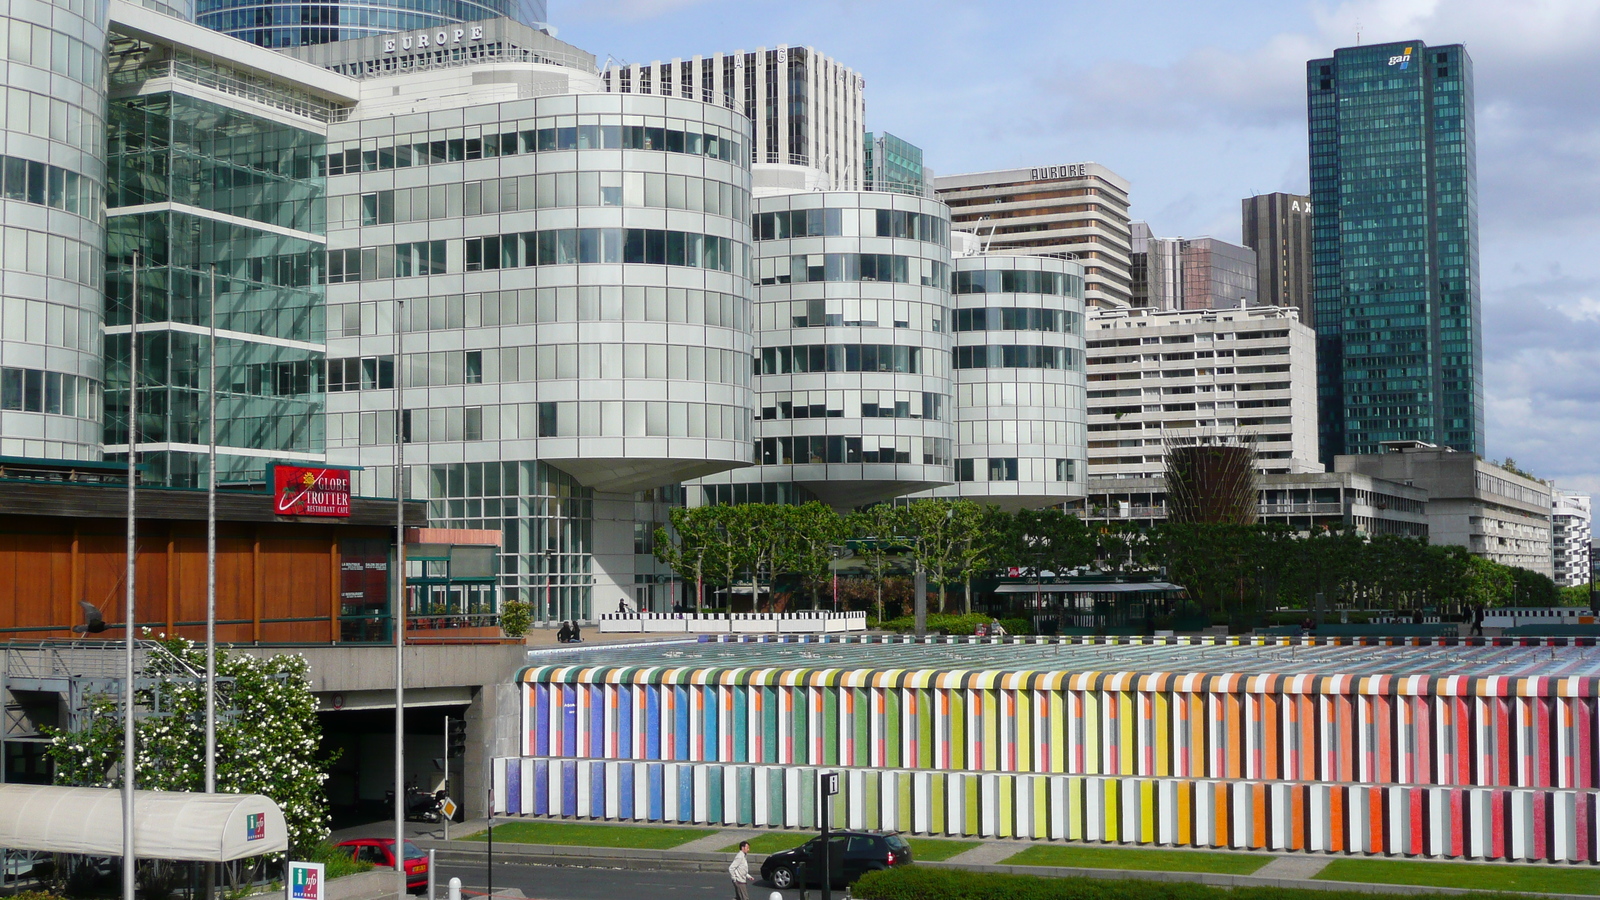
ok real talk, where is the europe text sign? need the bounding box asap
[273,466,352,518]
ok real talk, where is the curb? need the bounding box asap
[418,839,1599,900]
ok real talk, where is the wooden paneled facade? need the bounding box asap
[0,477,425,644]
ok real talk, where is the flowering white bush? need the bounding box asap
[45,636,334,855]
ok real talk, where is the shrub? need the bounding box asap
[310,842,374,879]
[499,600,532,637]
[852,868,1527,900]
[998,618,1031,636]
[876,613,992,635]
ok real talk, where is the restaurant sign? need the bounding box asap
[273,466,352,518]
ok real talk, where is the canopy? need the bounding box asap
[0,785,287,861]
[993,581,1184,594]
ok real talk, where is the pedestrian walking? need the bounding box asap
[728,840,752,900]
[1471,604,1484,637]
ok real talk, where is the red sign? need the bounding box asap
[273,466,352,517]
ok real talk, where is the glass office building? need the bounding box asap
[196,0,546,48]
[0,0,110,461]
[103,24,343,486]
[865,131,927,196]
[1307,40,1481,462]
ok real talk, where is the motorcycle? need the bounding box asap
[385,785,447,823]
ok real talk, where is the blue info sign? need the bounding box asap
[288,862,325,900]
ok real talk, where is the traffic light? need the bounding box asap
[448,718,468,757]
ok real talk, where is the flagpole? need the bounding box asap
[206,264,218,796]
[394,298,406,900]
[123,250,140,900]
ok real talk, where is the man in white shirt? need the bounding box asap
[728,840,752,900]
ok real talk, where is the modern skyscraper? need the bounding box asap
[935,165,1132,309]
[1308,41,1481,463]
[196,0,546,47]
[1127,226,1256,311]
[1241,192,1313,324]
[602,48,866,193]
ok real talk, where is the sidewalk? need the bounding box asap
[409,826,1599,900]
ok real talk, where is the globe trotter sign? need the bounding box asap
[272,466,352,518]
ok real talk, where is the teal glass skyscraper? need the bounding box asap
[1307,40,1481,462]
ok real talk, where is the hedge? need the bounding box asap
[878,614,1030,636]
[850,867,1527,900]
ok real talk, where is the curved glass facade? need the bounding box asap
[0,0,108,460]
[322,91,753,621]
[195,0,545,48]
[693,191,955,509]
[923,254,1087,509]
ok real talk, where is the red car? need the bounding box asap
[334,838,428,892]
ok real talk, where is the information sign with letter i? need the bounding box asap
[287,861,325,900]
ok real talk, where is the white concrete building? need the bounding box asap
[296,19,756,621]
[1337,443,1554,578]
[1083,306,1319,480]
[602,47,865,195]
[934,164,1133,309]
[1552,490,1591,588]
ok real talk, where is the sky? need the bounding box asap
[551,0,1600,494]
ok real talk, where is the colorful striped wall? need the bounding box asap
[505,636,1600,861]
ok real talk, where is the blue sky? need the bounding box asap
[553,0,1600,494]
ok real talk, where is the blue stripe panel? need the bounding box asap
[590,686,605,757]
[533,759,549,816]
[618,685,632,756]
[590,761,606,819]
[647,763,664,822]
[534,685,549,756]
[646,686,661,760]
[704,687,719,761]
[507,757,523,815]
[734,690,749,762]
[708,765,723,823]
[674,686,691,761]
[561,686,577,758]
[677,764,694,822]
[561,760,577,818]
[620,763,635,820]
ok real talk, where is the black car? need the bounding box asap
[759,831,913,889]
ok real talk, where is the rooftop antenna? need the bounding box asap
[1355,20,1362,45]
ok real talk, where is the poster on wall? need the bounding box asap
[273,466,352,517]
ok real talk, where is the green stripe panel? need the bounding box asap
[762,686,778,764]
[823,689,838,766]
[1033,775,1049,840]
[854,688,870,767]
[767,767,785,826]
[793,689,809,765]
[1067,776,1083,841]
[949,690,965,770]
[864,770,880,830]
[737,766,754,825]
[917,689,934,768]
[799,768,816,829]
[897,771,913,830]
[930,775,945,834]
[964,774,980,835]
[998,775,1014,837]
[884,689,901,768]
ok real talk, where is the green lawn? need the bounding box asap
[718,835,978,861]
[469,821,717,850]
[1005,844,1271,875]
[1317,859,1600,895]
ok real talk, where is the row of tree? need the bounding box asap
[653,499,1572,618]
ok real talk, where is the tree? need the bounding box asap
[45,636,334,857]
[846,504,906,623]
[899,499,979,613]
[654,505,719,611]
[781,502,847,609]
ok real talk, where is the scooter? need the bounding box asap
[387,786,446,823]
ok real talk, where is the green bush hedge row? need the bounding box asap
[877,614,1029,636]
[851,867,1524,900]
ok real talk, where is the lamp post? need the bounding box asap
[394,298,407,900]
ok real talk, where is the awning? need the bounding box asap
[993,581,1184,594]
[0,785,287,861]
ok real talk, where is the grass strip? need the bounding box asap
[467,821,716,850]
[1005,844,1272,875]
[1317,859,1600,896]
[855,866,1541,900]
[907,838,983,861]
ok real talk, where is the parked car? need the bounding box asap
[333,838,429,892]
[759,831,913,889]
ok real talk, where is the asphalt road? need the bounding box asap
[434,858,814,900]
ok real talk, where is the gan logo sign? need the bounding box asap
[273,466,352,518]
[288,862,324,900]
[246,812,266,841]
[1387,46,1413,69]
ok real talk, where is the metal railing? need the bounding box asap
[343,43,598,80]
[111,59,350,124]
